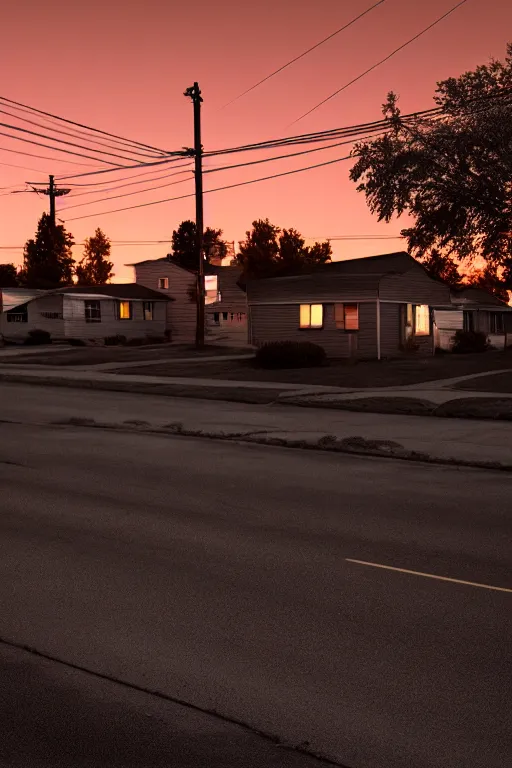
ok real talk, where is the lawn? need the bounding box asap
[454,372,512,393]
[112,350,512,388]
[0,344,249,367]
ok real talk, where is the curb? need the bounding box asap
[50,418,512,473]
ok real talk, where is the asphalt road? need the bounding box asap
[0,415,511,767]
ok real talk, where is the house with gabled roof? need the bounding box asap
[0,284,171,342]
[246,251,452,359]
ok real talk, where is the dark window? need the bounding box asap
[222,312,228,321]
[40,311,62,319]
[143,301,154,321]
[84,301,101,323]
[334,304,359,330]
[463,311,474,332]
[490,312,505,334]
[213,312,220,324]
[6,311,27,323]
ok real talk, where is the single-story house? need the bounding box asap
[433,286,512,350]
[246,252,452,359]
[0,284,171,342]
[128,256,248,344]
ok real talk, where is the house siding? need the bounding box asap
[380,270,451,305]
[250,302,378,359]
[1,293,65,340]
[134,260,196,343]
[379,302,401,358]
[64,296,167,339]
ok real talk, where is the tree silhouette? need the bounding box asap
[18,214,74,289]
[419,249,462,287]
[0,263,19,288]
[76,228,113,285]
[350,44,512,270]
[170,220,228,271]
[233,219,332,279]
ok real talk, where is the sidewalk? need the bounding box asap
[3,376,512,470]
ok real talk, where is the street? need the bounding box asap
[0,390,511,767]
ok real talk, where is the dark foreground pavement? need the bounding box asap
[0,643,318,768]
[0,419,511,768]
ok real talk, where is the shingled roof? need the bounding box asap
[55,284,173,301]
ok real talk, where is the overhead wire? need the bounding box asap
[0,144,102,166]
[0,95,170,156]
[292,0,471,124]
[56,164,194,199]
[0,120,163,165]
[55,154,190,181]
[63,152,354,222]
[0,105,167,162]
[0,127,133,167]
[222,0,387,108]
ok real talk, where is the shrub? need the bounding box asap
[68,338,87,346]
[125,337,146,346]
[145,334,166,344]
[451,329,489,354]
[24,329,52,346]
[255,340,327,369]
[104,334,127,346]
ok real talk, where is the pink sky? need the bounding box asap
[1,0,510,282]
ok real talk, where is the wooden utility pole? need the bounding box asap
[184,82,205,348]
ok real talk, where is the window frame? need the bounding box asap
[143,301,154,321]
[335,303,359,331]
[299,303,323,329]
[117,300,132,320]
[490,311,505,334]
[84,300,101,323]
[158,277,169,289]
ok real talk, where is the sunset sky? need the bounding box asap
[1,0,510,282]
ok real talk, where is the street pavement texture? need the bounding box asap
[0,643,318,768]
[3,382,512,465]
[0,397,511,768]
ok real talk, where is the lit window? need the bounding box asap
[300,304,323,329]
[143,301,154,321]
[85,300,101,323]
[344,304,359,330]
[204,275,219,305]
[158,277,169,289]
[118,301,132,320]
[415,305,430,336]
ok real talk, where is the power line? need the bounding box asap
[0,144,102,166]
[55,155,189,181]
[222,0,387,108]
[60,170,195,211]
[0,95,170,156]
[292,0,470,124]
[54,161,193,187]
[63,151,353,222]
[0,105,166,162]
[58,164,193,199]
[0,127,131,167]
[0,120,158,165]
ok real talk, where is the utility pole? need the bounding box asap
[19,175,71,230]
[184,82,205,348]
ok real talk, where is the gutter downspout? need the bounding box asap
[376,289,381,361]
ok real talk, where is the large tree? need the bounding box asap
[75,228,113,285]
[233,219,332,279]
[418,249,462,287]
[18,214,75,289]
[170,220,228,271]
[0,263,19,288]
[350,45,512,281]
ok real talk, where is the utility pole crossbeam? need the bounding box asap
[19,175,71,230]
[184,82,205,348]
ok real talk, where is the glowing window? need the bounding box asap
[415,305,430,335]
[118,301,132,320]
[300,304,323,328]
[158,277,169,289]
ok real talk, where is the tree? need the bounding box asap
[18,214,75,289]
[75,228,113,285]
[418,249,462,287]
[465,265,510,304]
[170,220,228,271]
[0,263,19,288]
[350,45,512,273]
[233,219,280,279]
[233,219,332,279]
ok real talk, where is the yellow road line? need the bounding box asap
[346,558,512,594]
